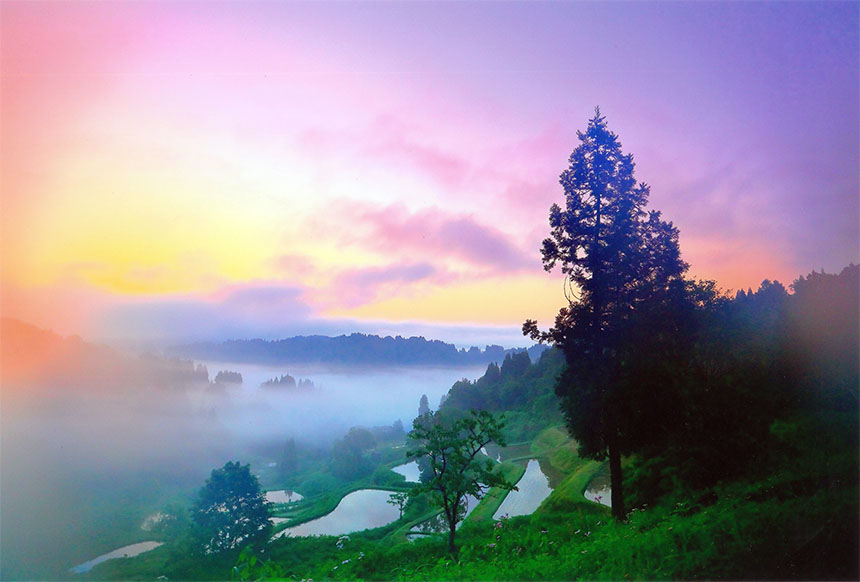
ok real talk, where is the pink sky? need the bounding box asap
[2,1,857,346]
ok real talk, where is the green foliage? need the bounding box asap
[631,265,860,492]
[525,108,690,519]
[330,427,377,480]
[387,491,410,518]
[530,426,568,453]
[536,460,605,515]
[372,464,408,487]
[407,409,517,555]
[91,400,859,581]
[276,438,297,482]
[191,461,271,554]
[146,502,191,544]
[463,462,525,525]
[232,546,285,581]
[298,470,340,497]
[440,347,565,441]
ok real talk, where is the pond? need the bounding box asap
[266,489,304,504]
[407,493,481,537]
[69,541,163,574]
[392,461,420,482]
[483,442,533,462]
[493,459,553,519]
[584,467,612,507]
[584,485,611,507]
[273,489,400,538]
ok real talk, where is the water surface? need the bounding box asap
[408,493,481,536]
[493,459,553,519]
[392,461,420,482]
[70,541,163,574]
[274,489,400,538]
[584,468,612,507]
[266,489,304,504]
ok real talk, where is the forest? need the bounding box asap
[169,334,546,367]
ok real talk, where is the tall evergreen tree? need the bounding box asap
[418,394,430,417]
[525,108,688,520]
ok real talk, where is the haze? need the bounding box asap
[0,325,488,578]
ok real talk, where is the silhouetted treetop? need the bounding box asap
[525,108,690,520]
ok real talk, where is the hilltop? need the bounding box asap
[168,333,548,367]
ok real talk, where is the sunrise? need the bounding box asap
[1,2,858,580]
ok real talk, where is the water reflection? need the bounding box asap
[69,541,162,574]
[584,486,611,507]
[537,458,566,489]
[484,442,532,462]
[408,493,480,536]
[392,461,420,483]
[584,467,612,507]
[493,459,553,519]
[274,489,399,538]
[266,489,304,504]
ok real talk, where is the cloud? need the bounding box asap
[91,278,537,348]
[339,203,535,275]
[331,262,447,308]
[363,115,472,190]
[273,254,317,279]
[100,284,313,344]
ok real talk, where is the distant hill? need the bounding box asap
[0,318,126,389]
[0,318,210,391]
[168,333,548,367]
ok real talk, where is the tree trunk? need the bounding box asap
[607,427,625,521]
[447,525,457,557]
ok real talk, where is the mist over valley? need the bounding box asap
[0,319,508,579]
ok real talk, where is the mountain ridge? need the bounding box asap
[168,333,547,367]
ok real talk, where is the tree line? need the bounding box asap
[525,108,858,520]
[170,333,546,367]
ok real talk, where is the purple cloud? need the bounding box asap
[342,203,535,274]
[101,284,313,343]
[332,262,447,307]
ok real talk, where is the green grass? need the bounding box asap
[84,411,860,582]
[530,426,570,454]
[536,459,607,515]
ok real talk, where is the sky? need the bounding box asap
[1,1,858,347]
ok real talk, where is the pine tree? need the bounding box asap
[525,108,688,520]
[418,394,430,417]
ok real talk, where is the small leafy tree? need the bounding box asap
[191,461,271,554]
[406,409,516,556]
[387,491,409,518]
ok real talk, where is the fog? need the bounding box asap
[0,353,486,579]
[197,360,486,443]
